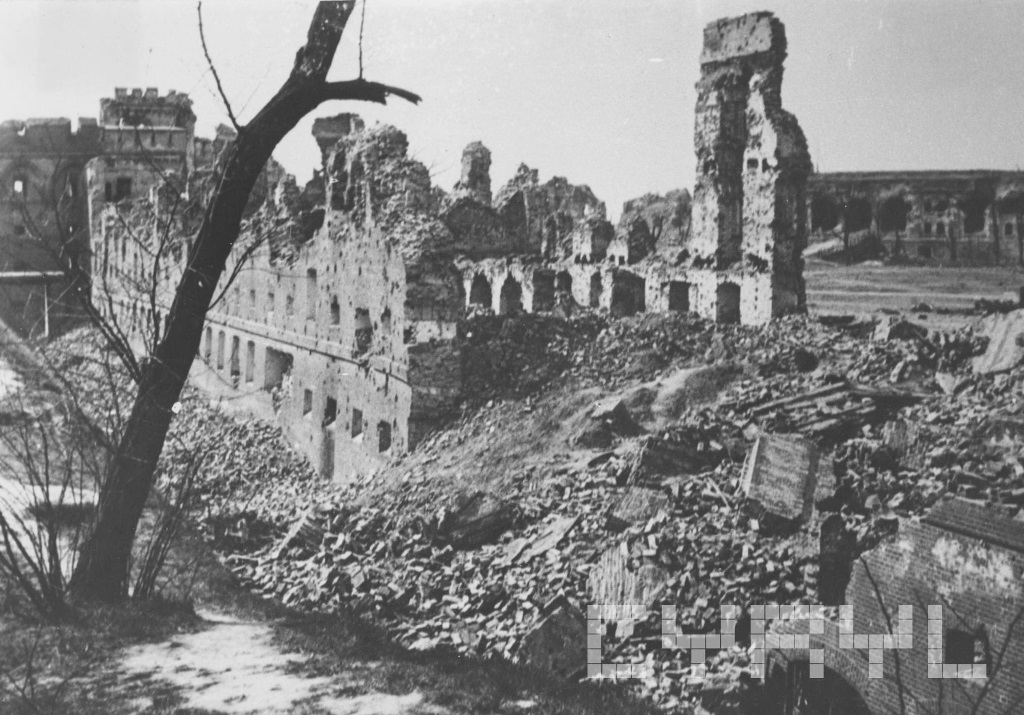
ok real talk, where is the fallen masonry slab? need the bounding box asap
[881,418,926,471]
[589,542,669,636]
[626,435,720,483]
[973,308,1024,374]
[440,492,516,549]
[872,317,928,343]
[516,596,588,679]
[606,487,670,532]
[741,433,819,523]
[273,506,327,559]
[515,514,581,565]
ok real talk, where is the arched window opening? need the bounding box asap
[589,273,603,308]
[610,272,646,317]
[469,274,492,308]
[532,272,555,312]
[354,308,373,356]
[499,277,523,315]
[717,283,741,324]
[378,421,392,452]
[668,281,691,313]
[811,194,841,232]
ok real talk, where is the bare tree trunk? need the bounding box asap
[70,1,419,601]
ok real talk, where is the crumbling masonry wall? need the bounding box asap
[92,109,463,482]
[83,11,812,478]
[768,499,1024,715]
[690,12,811,324]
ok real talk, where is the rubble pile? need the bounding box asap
[41,306,1024,712]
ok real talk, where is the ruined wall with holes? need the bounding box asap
[0,117,98,336]
[689,12,811,324]
[767,499,1024,715]
[94,113,464,482]
[808,171,1024,265]
[88,12,811,478]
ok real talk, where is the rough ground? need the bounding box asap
[4,264,1022,713]
[0,326,659,715]
[114,300,1005,713]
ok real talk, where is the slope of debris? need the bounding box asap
[40,306,1018,712]
[149,307,1023,712]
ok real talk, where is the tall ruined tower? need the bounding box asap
[690,12,811,324]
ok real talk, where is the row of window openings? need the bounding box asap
[302,391,392,452]
[236,286,387,356]
[202,330,393,453]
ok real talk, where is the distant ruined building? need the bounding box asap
[808,170,1024,265]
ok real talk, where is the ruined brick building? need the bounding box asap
[5,12,805,479]
[808,171,1024,265]
[0,115,95,336]
[766,497,1024,715]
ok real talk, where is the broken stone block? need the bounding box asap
[740,433,819,524]
[626,435,720,484]
[272,506,326,558]
[873,317,927,343]
[572,397,643,448]
[517,596,587,679]
[881,418,925,471]
[934,372,961,395]
[516,514,580,564]
[606,487,670,532]
[439,492,515,549]
[589,541,669,635]
[973,308,1024,374]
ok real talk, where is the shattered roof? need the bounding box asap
[922,497,1024,554]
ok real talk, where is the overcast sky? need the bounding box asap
[2,0,1024,219]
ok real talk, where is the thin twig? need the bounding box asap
[197,0,241,132]
[358,0,368,79]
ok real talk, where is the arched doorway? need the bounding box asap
[811,193,841,232]
[499,277,523,314]
[532,271,555,312]
[610,272,645,316]
[469,274,492,309]
[589,273,603,308]
[717,282,741,324]
[769,662,872,715]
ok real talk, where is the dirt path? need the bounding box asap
[112,609,449,715]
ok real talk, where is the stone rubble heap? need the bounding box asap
[104,301,1024,713]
